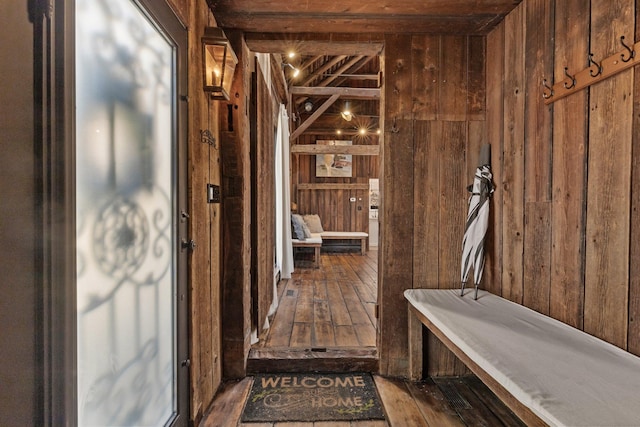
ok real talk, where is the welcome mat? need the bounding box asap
[241,373,386,422]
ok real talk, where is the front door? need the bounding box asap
[74,0,189,424]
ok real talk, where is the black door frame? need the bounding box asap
[36,0,189,424]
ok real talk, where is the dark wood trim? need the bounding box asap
[247,347,378,373]
[36,1,77,424]
[289,94,340,140]
[290,86,380,99]
[244,33,384,56]
[291,144,379,156]
[408,306,546,427]
[297,183,370,190]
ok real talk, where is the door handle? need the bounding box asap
[181,239,196,251]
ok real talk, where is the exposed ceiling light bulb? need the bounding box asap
[341,101,354,121]
[341,110,353,121]
[304,101,313,112]
[287,51,296,59]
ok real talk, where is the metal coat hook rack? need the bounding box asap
[542,35,639,105]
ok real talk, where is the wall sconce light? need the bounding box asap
[202,27,238,100]
[283,62,300,78]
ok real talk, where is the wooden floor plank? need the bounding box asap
[406,379,465,427]
[290,322,312,348]
[373,375,429,426]
[335,325,359,346]
[354,323,376,347]
[201,377,253,427]
[338,281,372,325]
[465,376,526,427]
[314,299,332,323]
[313,321,336,347]
[266,284,298,347]
[294,280,314,323]
[434,377,507,427]
[326,280,353,326]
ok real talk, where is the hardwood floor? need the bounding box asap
[255,251,379,350]
[200,250,525,426]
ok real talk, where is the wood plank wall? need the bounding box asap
[168,0,226,423]
[253,62,276,337]
[293,133,379,233]
[486,0,640,356]
[220,31,253,382]
[380,34,487,377]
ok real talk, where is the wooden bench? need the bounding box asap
[404,288,640,427]
[320,231,368,255]
[291,235,322,268]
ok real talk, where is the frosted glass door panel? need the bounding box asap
[75,0,177,424]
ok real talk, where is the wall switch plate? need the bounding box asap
[207,184,221,203]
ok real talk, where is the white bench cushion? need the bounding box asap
[292,233,323,245]
[404,288,640,427]
[320,231,368,238]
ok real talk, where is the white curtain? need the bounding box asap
[270,104,294,317]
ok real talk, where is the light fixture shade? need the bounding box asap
[341,101,354,121]
[202,27,238,100]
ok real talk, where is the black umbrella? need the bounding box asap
[461,144,494,299]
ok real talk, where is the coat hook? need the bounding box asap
[563,67,576,89]
[588,53,602,77]
[620,35,635,63]
[542,78,554,99]
[390,117,399,133]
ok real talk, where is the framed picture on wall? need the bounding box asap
[315,140,353,177]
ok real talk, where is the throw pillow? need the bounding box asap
[291,214,307,240]
[303,214,324,233]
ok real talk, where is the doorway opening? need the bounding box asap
[247,45,383,372]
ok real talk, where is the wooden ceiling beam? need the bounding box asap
[212,0,523,16]
[298,55,323,72]
[316,56,365,87]
[327,56,376,89]
[299,56,347,87]
[290,93,340,140]
[291,144,379,156]
[218,14,504,35]
[244,33,384,56]
[295,55,367,106]
[290,86,380,99]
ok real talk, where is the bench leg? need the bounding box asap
[360,238,366,255]
[313,245,320,268]
[408,306,423,380]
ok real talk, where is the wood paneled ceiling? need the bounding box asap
[207,0,523,139]
[207,0,523,35]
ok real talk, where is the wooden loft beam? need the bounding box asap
[298,55,323,72]
[291,144,379,156]
[289,93,340,140]
[290,86,380,99]
[299,56,347,87]
[295,55,367,106]
[328,56,377,88]
[322,73,379,80]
